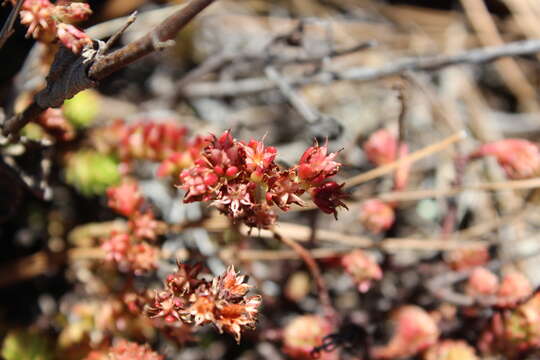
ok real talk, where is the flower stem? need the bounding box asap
[271,228,336,322]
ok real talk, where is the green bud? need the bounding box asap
[2,330,53,360]
[65,150,120,196]
[63,89,100,129]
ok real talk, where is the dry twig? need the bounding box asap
[271,229,336,322]
[0,0,23,49]
[182,39,540,97]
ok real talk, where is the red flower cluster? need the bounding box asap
[8,0,92,53]
[145,263,261,343]
[100,119,206,177]
[470,139,540,179]
[102,180,161,274]
[84,340,163,360]
[179,131,347,228]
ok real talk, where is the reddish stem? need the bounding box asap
[272,229,337,323]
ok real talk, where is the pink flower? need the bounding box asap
[175,130,346,227]
[364,129,399,166]
[342,249,382,293]
[212,183,254,218]
[180,166,218,203]
[373,306,439,359]
[359,199,395,234]
[129,211,160,241]
[57,23,92,53]
[52,2,92,23]
[297,142,340,186]
[364,129,410,190]
[19,0,56,41]
[243,139,277,174]
[497,272,533,308]
[282,315,337,360]
[466,267,499,297]
[470,139,540,179]
[266,170,305,211]
[106,180,143,217]
[101,231,130,263]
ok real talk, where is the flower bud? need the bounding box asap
[359,199,395,234]
[373,306,439,359]
[283,315,337,360]
[466,267,499,297]
[342,249,382,293]
[470,139,540,179]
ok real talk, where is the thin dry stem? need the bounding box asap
[344,131,466,189]
[271,228,336,322]
[460,0,538,111]
[375,178,540,202]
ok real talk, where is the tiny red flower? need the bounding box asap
[297,142,340,185]
[243,139,277,173]
[310,181,347,219]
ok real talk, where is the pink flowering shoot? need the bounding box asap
[145,263,261,343]
[178,131,347,228]
[470,139,540,179]
[8,0,92,53]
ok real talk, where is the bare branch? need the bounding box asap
[88,0,216,80]
[0,0,23,50]
[182,39,540,97]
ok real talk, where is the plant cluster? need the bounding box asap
[4,1,540,360]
